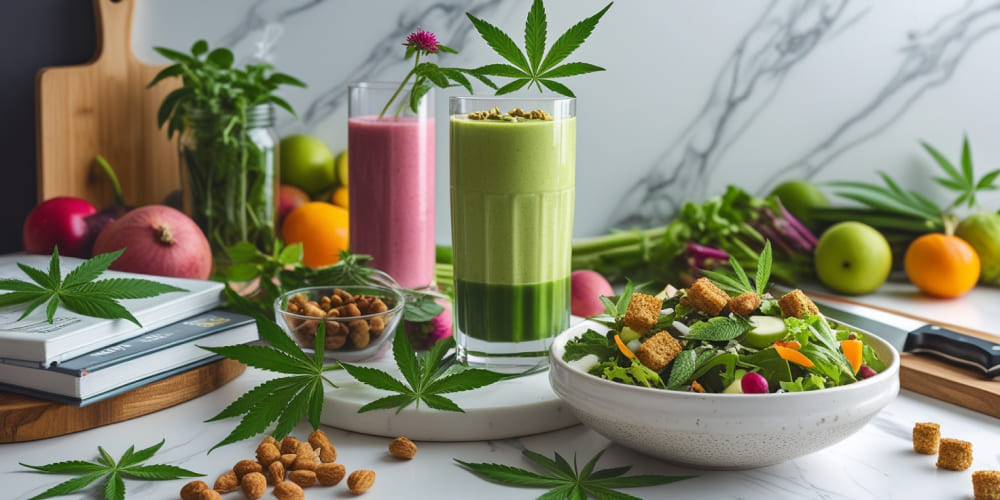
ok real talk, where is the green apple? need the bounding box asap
[334,150,349,187]
[280,134,335,196]
[741,315,788,348]
[814,221,892,295]
[769,180,828,226]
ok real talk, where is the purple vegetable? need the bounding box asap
[741,372,769,394]
[404,301,453,350]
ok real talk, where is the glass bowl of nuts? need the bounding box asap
[274,285,405,362]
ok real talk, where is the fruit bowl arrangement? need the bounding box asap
[274,285,405,362]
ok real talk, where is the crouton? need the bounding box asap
[973,470,1000,500]
[777,289,820,319]
[912,422,940,455]
[728,292,761,317]
[623,293,662,334]
[937,438,973,471]
[635,331,683,372]
[678,278,728,316]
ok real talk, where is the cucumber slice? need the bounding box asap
[619,326,642,343]
[742,315,788,349]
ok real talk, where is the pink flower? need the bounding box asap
[405,28,439,53]
[404,301,453,350]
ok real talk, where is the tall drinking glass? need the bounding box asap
[449,97,576,373]
[348,83,435,289]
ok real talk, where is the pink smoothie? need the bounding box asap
[347,115,435,288]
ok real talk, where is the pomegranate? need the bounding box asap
[22,196,99,258]
[92,205,213,280]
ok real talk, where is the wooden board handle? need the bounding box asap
[93,0,137,66]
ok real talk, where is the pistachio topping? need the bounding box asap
[467,106,553,121]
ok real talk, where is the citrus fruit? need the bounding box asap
[769,180,828,226]
[280,134,335,196]
[903,233,980,298]
[813,221,892,295]
[331,186,349,209]
[281,201,349,268]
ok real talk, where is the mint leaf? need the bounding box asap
[20,440,202,500]
[684,316,748,341]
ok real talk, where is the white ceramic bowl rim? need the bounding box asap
[273,284,406,322]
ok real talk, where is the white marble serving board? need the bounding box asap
[320,354,579,441]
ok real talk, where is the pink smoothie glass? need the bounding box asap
[347,83,435,289]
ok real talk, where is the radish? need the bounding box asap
[571,269,613,317]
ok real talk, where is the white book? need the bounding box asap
[0,310,257,405]
[0,254,224,366]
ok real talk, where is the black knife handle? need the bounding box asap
[902,325,1000,378]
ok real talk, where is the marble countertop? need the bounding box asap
[4,362,999,500]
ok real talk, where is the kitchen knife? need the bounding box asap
[809,297,1000,379]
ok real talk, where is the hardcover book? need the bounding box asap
[0,254,225,365]
[0,309,257,405]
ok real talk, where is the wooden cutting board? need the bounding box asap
[35,0,180,208]
[0,359,245,443]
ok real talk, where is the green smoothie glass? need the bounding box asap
[449,97,575,373]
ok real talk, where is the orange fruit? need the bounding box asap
[331,186,349,209]
[903,233,980,298]
[281,201,349,268]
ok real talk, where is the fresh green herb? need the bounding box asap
[455,448,695,499]
[340,332,507,413]
[0,248,186,326]
[381,29,494,117]
[562,328,617,361]
[700,240,773,296]
[923,135,1000,210]
[149,39,306,261]
[683,316,748,342]
[467,0,612,97]
[200,289,340,451]
[19,440,201,500]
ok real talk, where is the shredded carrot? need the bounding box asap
[614,334,636,359]
[774,345,814,368]
[840,339,863,374]
[773,340,802,350]
[690,380,706,393]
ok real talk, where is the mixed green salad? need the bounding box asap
[562,242,886,394]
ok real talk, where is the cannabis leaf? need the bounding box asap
[701,240,773,296]
[200,289,341,451]
[340,331,508,413]
[467,0,612,97]
[455,448,695,500]
[20,439,202,500]
[922,134,1000,210]
[0,248,186,326]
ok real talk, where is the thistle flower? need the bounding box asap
[405,28,439,53]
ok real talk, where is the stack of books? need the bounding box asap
[0,254,259,406]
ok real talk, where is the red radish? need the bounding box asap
[22,196,99,258]
[741,372,769,394]
[571,269,614,317]
[92,205,213,280]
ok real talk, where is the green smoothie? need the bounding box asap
[450,111,575,363]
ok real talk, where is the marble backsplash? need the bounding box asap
[134,0,1000,242]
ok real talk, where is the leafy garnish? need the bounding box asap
[340,332,507,413]
[200,289,340,451]
[19,440,201,500]
[0,248,186,326]
[455,448,695,500]
[467,0,612,97]
[563,328,617,361]
[700,240,773,295]
[683,316,748,341]
[923,135,1000,210]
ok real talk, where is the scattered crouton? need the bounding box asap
[912,422,940,455]
[777,289,820,319]
[728,292,761,317]
[624,293,662,334]
[679,278,728,316]
[973,470,1000,500]
[635,331,683,372]
[937,438,973,471]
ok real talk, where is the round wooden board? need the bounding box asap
[0,359,245,443]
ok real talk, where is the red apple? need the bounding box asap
[22,196,99,258]
[278,184,311,223]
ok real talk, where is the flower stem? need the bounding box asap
[379,53,421,118]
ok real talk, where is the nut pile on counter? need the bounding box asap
[179,430,417,499]
[282,289,394,351]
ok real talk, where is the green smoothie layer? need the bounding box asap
[455,278,570,342]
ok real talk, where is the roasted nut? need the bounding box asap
[213,470,239,493]
[180,480,209,500]
[273,481,305,500]
[349,320,370,348]
[197,489,221,500]
[339,303,361,317]
[333,289,353,303]
[266,460,286,485]
[260,436,279,448]
[291,454,318,471]
[369,316,385,336]
[308,430,337,463]
[240,472,267,499]
[279,436,300,455]
[233,459,262,480]
[347,469,376,494]
[256,442,281,467]
[294,441,316,459]
[288,469,317,488]
[315,463,346,486]
[279,453,297,469]
[388,436,418,459]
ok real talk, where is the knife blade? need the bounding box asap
[808,296,1000,378]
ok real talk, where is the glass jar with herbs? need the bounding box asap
[149,39,305,271]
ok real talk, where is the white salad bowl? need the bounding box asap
[549,320,900,470]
